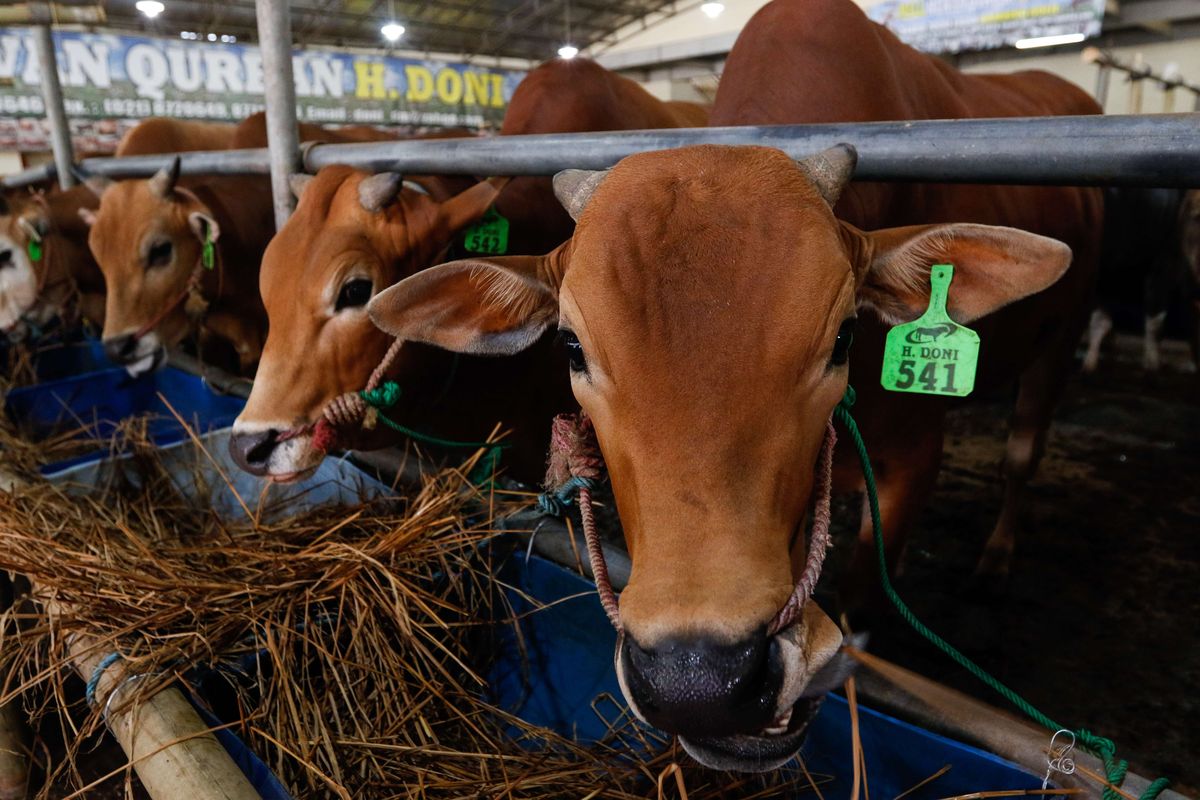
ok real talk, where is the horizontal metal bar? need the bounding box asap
[2,162,56,189]
[302,113,1200,187]
[4,114,1198,189]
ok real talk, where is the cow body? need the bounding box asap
[712,0,1103,594]
[0,187,103,336]
[116,118,237,156]
[229,59,708,484]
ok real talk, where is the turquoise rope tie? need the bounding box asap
[86,652,122,706]
[836,385,1169,800]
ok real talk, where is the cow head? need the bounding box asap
[228,165,501,481]
[365,145,1073,770]
[0,196,51,337]
[83,157,220,375]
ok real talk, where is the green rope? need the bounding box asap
[835,385,1169,800]
[359,381,506,488]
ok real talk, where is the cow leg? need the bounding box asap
[976,349,1065,578]
[1081,307,1112,373]
[842,430,943,619]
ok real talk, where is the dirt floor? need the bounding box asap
[861,333,1199,794]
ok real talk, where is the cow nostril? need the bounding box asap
[103,334,138,363]
[0,249,12,269]
[245,430,280,466]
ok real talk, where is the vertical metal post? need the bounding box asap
[1093,63,1112,109]
[254,0,300,229]
[1128,53,1146,114]
[32,25,75,189]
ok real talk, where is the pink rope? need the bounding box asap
[766,419,836,636]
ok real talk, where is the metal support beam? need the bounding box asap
[31,25,74,190]
[255,0,300,229]
[6,114,1199,190]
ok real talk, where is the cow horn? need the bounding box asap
[553,168,610,222]
[289,173,314,200]
[797,144,857,207]
[358,172,404,213]
[149,155,182,198]
[84,175,113,199]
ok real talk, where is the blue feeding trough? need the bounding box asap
[4,339,113,382]
[5,365,245,472]
[486,551,1056,799]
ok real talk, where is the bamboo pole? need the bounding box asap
[846,648,1188,800]
[50,602,263,800]
[0,696,27,800]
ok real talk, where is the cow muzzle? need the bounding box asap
[615,605,851,772]
[228,423,322,483]
[103,332,165,377]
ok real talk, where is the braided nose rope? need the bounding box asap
[537,413,838,636]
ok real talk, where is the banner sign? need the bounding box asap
[0,28,525,151]
[863,0,1106,54]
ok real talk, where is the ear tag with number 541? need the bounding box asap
[880,264,979,397]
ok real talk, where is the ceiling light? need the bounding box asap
[1014,32,1086,49]
[207,32,217,41]
[220,34,237,43]
[135,0,165,18]
[700,2,724,18]
[381,21,405,42]
[557,44,578,59]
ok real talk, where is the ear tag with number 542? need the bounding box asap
[880,264,979,397]
[462,207,509,255]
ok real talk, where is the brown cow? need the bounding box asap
[0,187,103,336]
[365,144,1075,771]
[362,0,1101,771]
[228,58,708,482]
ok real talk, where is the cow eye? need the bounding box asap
[556,328,586,373]
[335,278,373,311]
[830,317,855,366]
[147,240,173,268]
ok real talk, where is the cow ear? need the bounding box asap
[435,177,509,237]
[188,211,221,243]
[367,254,556,356]
[846,222,1073,325]
[78,207,97,227]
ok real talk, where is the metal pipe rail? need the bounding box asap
[1083,46,1200,94]
[4,113,1199,190]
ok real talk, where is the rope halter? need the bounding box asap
[538,413,838,636]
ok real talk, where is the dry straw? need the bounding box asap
[0,429,831,799]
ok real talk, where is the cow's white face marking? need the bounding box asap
[121,331,164,377]
[0,233,38,333]
[228,418,323,482]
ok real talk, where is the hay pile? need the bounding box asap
[0,442,827,799]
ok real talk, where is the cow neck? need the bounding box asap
[538,411,837,635]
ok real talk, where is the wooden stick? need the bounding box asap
[1072,763,1139,800]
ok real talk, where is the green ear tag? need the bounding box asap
[880,264,980,397]
[462,207,509,255]
[201,232,215,270]
[27,239,42,263]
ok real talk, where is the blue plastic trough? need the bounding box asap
[6,364,245,472]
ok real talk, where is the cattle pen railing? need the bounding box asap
[5,112,1200,190]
